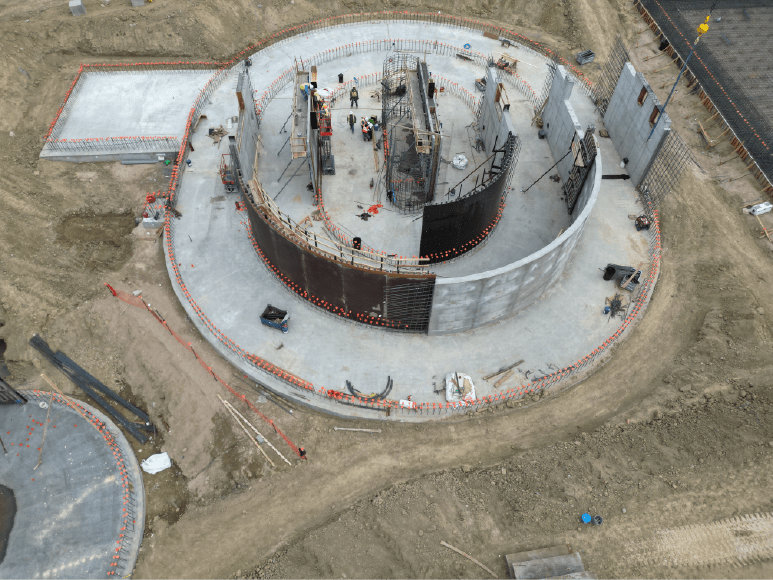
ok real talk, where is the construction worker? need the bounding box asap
[347,111,356,133]
[361,118,369,141]
[350,86,359,108]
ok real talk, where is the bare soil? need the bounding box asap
[1,0,773,578]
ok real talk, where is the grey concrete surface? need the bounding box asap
[425,66,601,334]
[543,67,584,179]
[165,26,651,419]
[604,62,671,186]
[0,391,144,578]
[255,55,569,273]
[41,71,211,162]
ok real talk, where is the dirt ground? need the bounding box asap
[2,0,773,577]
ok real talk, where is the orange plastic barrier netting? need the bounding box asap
[103,284,306,459]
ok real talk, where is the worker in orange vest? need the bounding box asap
[361,118,370,141]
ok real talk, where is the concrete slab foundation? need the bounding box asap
[41,70,212,162]
[0,391,144,578]
[41,18,657,420]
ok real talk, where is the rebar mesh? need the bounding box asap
[594,34,630,116]
[383,278,436,333]
[639,0,773,185]
[638,130,695,216]
[382,54,441,214]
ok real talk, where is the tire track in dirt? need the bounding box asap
[624,512,773,569]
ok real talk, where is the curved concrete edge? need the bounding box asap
[428,137,602,335]
[9,390,145,578]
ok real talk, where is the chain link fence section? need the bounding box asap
[594,34,630,116]
[638,130,696,216]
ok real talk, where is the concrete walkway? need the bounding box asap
[164,22,650,420]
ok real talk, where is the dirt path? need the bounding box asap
[2,0,773,578]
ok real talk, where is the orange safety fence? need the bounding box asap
[103,284,307,459]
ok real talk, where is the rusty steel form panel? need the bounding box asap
[244,192,436,333]
[419,133,519,264]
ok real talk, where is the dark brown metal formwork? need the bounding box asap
[244,191,436,333]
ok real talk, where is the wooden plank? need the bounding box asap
[441,541,497,579]
[483,360,524,381]
[494,370,514,388]
[697,120,714,148]
[756,215,772,242]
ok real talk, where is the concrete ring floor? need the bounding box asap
[0,391,145,578]
[162,20,655,421]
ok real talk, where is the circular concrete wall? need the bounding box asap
[428,145,601,334]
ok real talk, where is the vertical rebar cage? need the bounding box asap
[382,53,441,214]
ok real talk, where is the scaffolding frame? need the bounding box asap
[290,69,309,159]
[382,54,442,214]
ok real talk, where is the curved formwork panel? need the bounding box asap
[420,133,519,263]
[245,194,436,333]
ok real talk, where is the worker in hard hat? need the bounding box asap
[361,118,370,141]
[347,111,356,134]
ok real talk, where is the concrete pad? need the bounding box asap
[0,391,144,578]
[41,70,212,161]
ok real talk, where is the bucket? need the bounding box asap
[603,266,616,280]
[593,515,603,526]
[581,513,592,524]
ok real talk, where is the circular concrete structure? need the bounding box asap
[36,12,659,420]
[156,16,658,420]
[0,391,144,578]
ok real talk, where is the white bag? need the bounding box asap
[452,154,469,170]
[141,452,172,474]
